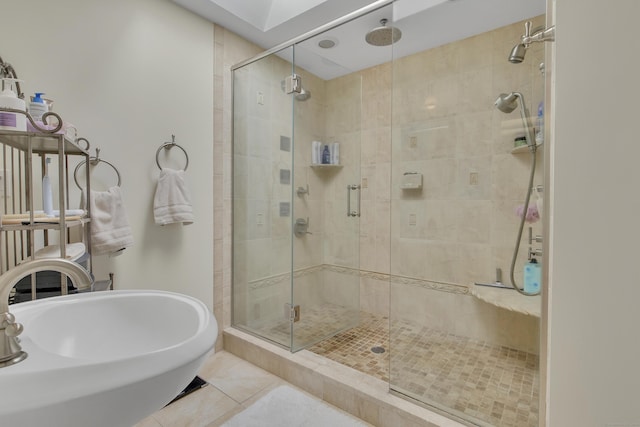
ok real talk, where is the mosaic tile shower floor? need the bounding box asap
[309,311,539,427]
[250,306,538,426]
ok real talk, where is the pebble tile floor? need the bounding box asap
[308,311,540,427]
[254,305,539,426]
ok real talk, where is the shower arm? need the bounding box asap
[521,22,556,48]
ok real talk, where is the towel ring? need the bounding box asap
[156,135,189,171]
[73,148,122,189]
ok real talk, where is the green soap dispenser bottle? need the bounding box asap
[523,258,541,294]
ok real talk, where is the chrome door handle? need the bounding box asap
[346,184,361,217]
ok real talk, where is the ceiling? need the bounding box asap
[172,0,546,79]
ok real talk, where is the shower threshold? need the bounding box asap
[224,327,458,427]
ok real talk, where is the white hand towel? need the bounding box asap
[81,186,134,256]
[153,168,194,225]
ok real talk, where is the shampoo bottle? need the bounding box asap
[42,157,53,216]
[322,144,331,164]
[0,78,27,131]
[523,258,541,294]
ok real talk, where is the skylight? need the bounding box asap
[210,0,329,31]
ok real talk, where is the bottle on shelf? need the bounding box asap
[321,144,331,164]
[0,78,27,131]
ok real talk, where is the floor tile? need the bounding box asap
[152,384,240,427]
[204,352,282,403]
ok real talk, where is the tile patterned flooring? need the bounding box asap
[136,351,369,427]
[250,304,359,350]
[309,311,540,427]
[144,308,538,427]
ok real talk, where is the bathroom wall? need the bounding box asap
[0,0,215,309]
[549,0,640,424]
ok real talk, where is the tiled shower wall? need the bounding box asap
[216,16,544,353]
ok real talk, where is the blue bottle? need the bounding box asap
[523,258,541,294]
[535,102,544,145]
[321,144,331,164]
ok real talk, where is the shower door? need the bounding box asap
[289,41,362,351]
[232,41,363,351]
[232,46,296,348]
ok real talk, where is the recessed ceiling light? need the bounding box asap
[318,37,338,49]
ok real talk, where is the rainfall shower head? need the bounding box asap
[508,43,527,64]
[365,19,402,46]
[494,92,519,113]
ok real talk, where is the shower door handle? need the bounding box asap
[346,184,361,217]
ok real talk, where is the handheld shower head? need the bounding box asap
[494,92,536,148]
[509,43,526,64]
[494,92,519,113]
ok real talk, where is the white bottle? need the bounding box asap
[29,92,48,122]
[332,142,340,165]
[0,78,27,131]
[42,157,53,216]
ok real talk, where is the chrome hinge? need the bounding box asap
[284,74,301,94]
[284,303,301,323]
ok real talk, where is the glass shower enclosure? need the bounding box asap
[231,4,392,351]
[232,1,545,425]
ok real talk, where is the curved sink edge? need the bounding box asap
[1,289,217,417]
[13,289,217,363]
[0,352,211,427]
[1,344,216,416]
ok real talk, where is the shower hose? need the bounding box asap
[509,144,541,296]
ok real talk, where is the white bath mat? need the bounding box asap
[221,385,369,427]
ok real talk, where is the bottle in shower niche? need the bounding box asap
[321,144,331,164]
[311,141,320,164]
[331,142,340,165]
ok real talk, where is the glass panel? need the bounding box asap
[232,46,295,348]
[389,7,544,426]
[289,9,387,349]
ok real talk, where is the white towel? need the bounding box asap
[81,186,134,255]
[153,168,194,225]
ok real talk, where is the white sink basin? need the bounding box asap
[0,290,217,427]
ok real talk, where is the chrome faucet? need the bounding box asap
[0,258,93,368]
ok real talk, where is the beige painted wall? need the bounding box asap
[548,0,640,424]
[0,0,215,310]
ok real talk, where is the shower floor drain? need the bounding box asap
[371,346,386,354]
